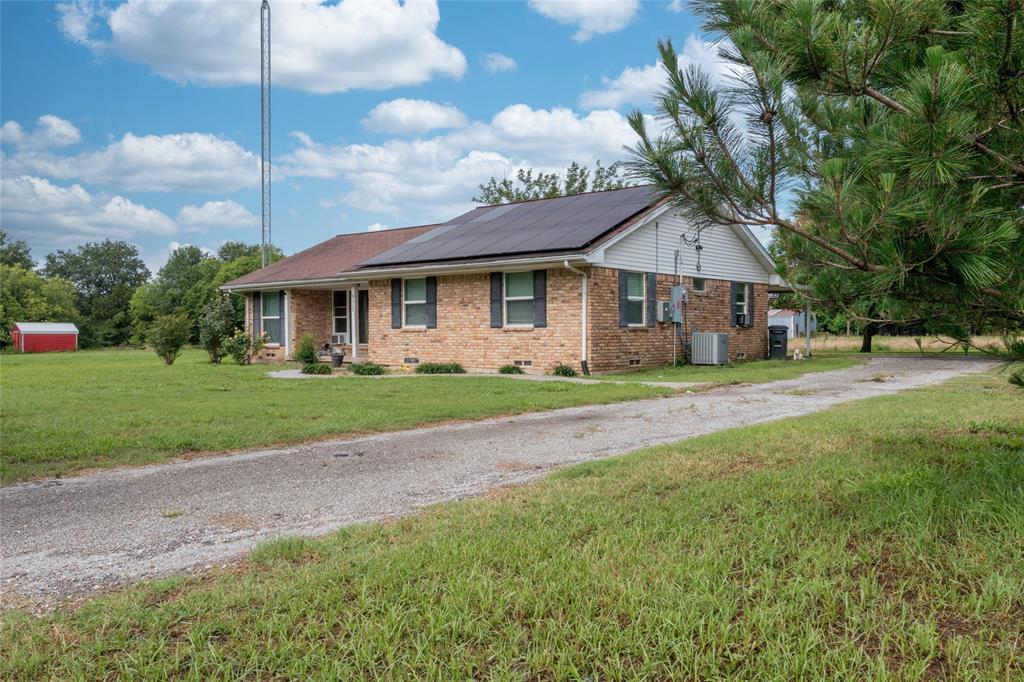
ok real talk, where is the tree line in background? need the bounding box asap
[0,229,281,361]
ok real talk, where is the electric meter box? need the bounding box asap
[669,286,686,324]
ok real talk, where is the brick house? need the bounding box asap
[222,186,785,373]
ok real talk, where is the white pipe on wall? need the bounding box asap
[563,260,587,367]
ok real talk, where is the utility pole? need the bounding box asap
[260,0,271,266]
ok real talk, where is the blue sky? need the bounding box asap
[1,0,726,273]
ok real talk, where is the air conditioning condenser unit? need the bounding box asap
[330,332,349,346]
[691,332,729,365]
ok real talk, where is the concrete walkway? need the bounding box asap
[1,356,993,610]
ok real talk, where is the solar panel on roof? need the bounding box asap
[360,186,657,267]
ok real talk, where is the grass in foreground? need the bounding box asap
[600,355,862,383]
[0,349,668,482]
[2,374,1021,680]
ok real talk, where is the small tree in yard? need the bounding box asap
[147,314,191,366]
[225,329,267,366]
[198,296,237,364]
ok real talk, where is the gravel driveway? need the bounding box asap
[1,356,993,610]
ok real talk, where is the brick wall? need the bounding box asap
[366,269,583,373]
[242,267,768,370]
[585,267,767,372]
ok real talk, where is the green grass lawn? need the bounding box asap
[3,374,1021,680]
[0,349,669,483]
[599,355,862,384]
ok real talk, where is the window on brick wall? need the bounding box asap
[404,278,427,326]
[626,272,645,325]
[332,291,348,335]
[733,284,749,325]
[691,277,706,292]
[504,272,534,326]
[261,291,283,345]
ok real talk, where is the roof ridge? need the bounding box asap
[335,223,439,237]
[472,183,654,208]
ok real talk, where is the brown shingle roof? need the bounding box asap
[223,225,436,288]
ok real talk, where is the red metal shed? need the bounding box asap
[11,322,79,353]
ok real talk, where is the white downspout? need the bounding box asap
[350,287,359,361]
[563,261,587,373]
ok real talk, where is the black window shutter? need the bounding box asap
[490,272,503,328]
[746,283,755,327]
[646,273,657,327]
[533,270,547,328]
[252,292,262,338]
[618,270,629,327]
[730,282,738,327]
[390,279,402,329]
[425,276,437,329]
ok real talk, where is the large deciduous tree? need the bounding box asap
[473,161,629,205]
[0,230,35,270]
[626,0,1023,345]
[42,240,150,347]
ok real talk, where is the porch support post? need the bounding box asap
[805,303,812,358]
[350,287,359,361]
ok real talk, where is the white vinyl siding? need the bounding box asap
[404,278,427,327]
[504,272,534,326]
[626,272,645,325]
[601,211,772,282]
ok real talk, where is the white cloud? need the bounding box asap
[0,115,81,150]
[528,0,639,42]
[367,223,388,232]
[667,0,684,12]
[580,35,741,110]
[0,175,176,254]
[282,104,648,220]
[4,131,258,193]
[362,99,468,135]
[58,0,466,94]
[581,63,664,110]
[482,53,518,73]
[177,200,259,232]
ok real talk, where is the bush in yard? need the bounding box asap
[225,330,267,366]
[294,334,319,365]
[350,362,386,376]
[415,362,466,375]
[552,363,578,378]
[301,362,332,375]
[197,296,237,364]
[147,314,191,366]
[498,364,524,374]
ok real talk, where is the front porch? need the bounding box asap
[248,286,370,363]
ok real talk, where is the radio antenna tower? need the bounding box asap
[260,0,272,266]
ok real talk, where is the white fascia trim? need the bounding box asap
[220,277,347,293]
[338,254,589,280]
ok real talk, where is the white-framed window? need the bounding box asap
[625,271,645,325]
[332,290,348,334]
[261,291,283,344]
[691,277,706,293]
[404,278,427,326]
[734,284,749,324]
[504,271,534,326]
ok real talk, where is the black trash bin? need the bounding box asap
[768,325,789,360]
[331,352,345,368]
